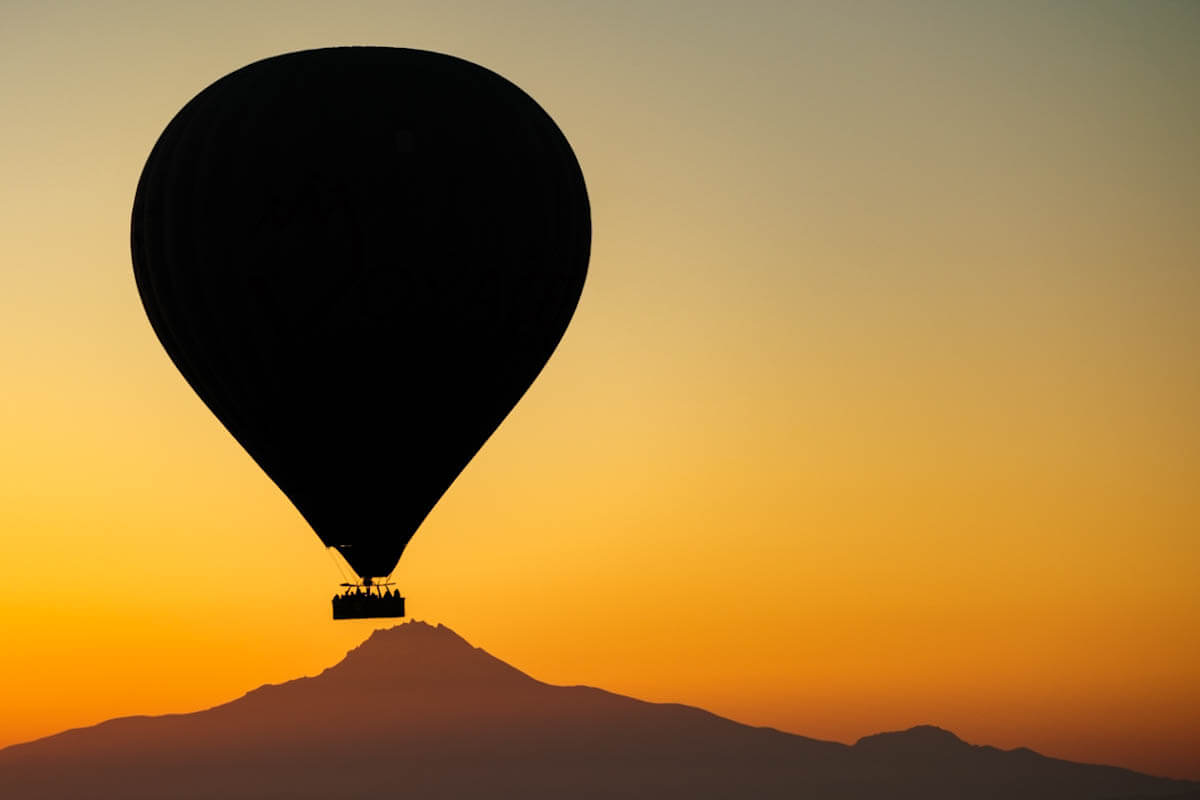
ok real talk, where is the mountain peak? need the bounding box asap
[854,725,967,753]
[353,619,469,652]
[318,619,538,691]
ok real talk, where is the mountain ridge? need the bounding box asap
[1,621,1194,799]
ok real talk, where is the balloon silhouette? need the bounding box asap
[132,48,590,583]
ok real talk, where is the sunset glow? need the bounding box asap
[1,0,1197,781]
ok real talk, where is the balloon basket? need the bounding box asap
[332,588,405,620]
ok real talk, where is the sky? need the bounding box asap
[1,0,1198,781]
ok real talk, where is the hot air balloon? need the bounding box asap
[131,48,590,619]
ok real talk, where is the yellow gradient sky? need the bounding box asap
[2,0,1198,781]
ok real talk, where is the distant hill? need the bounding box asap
[1,621,1194,799]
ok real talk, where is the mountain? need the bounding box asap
[0,621,1193,799]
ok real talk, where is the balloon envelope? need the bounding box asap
[132,48,590,579]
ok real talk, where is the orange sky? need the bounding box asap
[1,0,1198,781]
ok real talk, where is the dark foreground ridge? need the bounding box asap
[1,622,1194,799]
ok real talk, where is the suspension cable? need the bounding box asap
[325,547,353,585]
